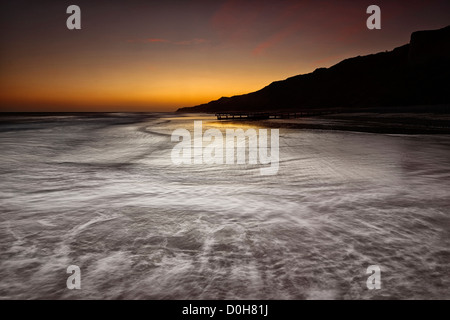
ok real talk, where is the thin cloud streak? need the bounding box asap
[127,38,208,45]
[252,20,304,56]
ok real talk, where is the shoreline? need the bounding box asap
[213,112,450,134]
[1,111,450,134]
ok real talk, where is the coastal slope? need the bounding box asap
[177,25,450,113]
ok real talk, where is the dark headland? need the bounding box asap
[177,26,450,133]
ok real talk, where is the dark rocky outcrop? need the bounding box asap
[178,25,450,113]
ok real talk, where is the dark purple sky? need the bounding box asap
[1,0,449,111]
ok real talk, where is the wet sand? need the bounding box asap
[214,113,450,134]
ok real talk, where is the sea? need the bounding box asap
[0,112,449,299]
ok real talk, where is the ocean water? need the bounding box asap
[0,113,449,299]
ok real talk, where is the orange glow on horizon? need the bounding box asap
[0,56,314,111]
[2,1,450,112]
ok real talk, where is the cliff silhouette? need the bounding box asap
[177,25,450,113]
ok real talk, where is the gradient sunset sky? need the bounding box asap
[1,0,449,112]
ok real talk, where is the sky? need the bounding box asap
[1,0,449,112]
